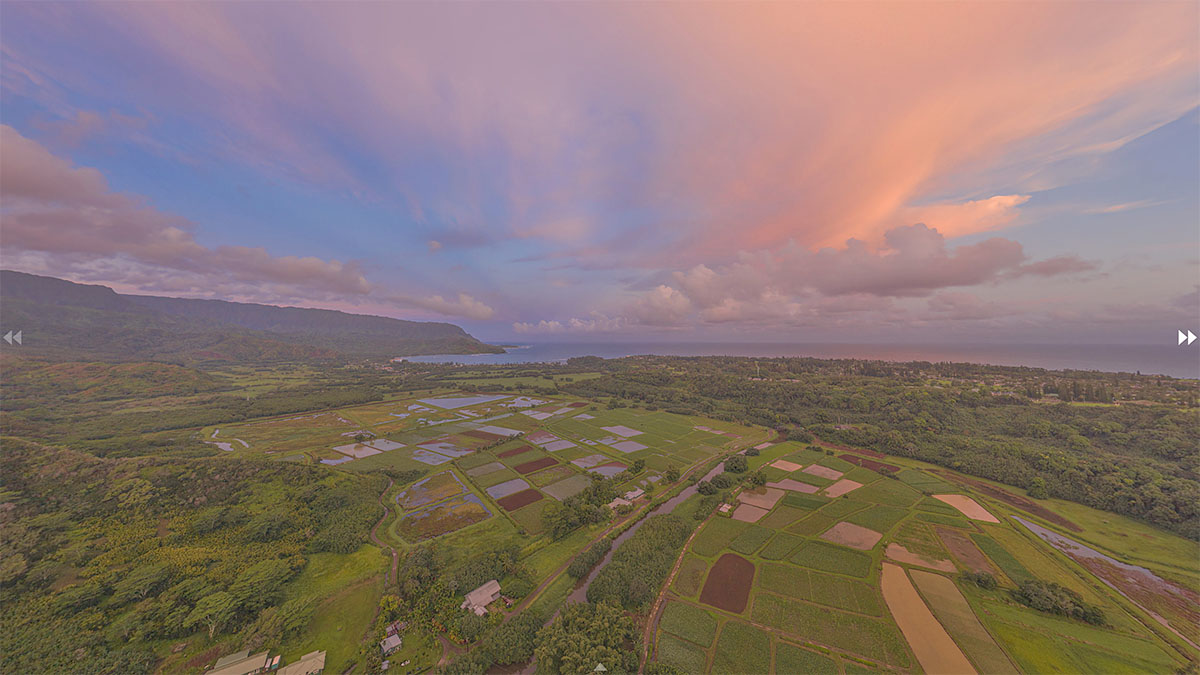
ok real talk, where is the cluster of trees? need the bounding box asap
[542,478,621,540]
[0,438,384,673]
[587,515,692,609]
[1029,380,1114,403]
[560,357,1200,539]
[567,538,614,579]
[1013,580,1107,625]
[533,603,637,674]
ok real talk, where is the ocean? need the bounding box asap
[403,342,1199,379]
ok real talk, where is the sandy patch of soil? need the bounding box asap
[731,504,770,523]
[822,479,862,497]
[880,563,977,675]
[737,487,785,510]
[885,543,956,572]
[933,495,999,523]
[771,459,804,472]
[821,521,882,550]
[803,464,844,480]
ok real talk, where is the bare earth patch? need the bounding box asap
[885,543,956,572]
[933,494,999,522]
[766,479,818,494]
[822,479,862,497]
[880,563,976,675]
[737,487,785,510]
[699,553,755,613]
[936,528,996,575]
[496,489,543,511]
[771,459,804,472]
[732,504,770,523]
[803,464,844,480]
[821,521,882,550]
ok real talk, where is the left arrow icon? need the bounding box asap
[2,331,11,345]
[12,330,20,345]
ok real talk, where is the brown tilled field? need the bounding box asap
[699,553,755,613]
[839,453,899,473]
[936,527,996,574]
[497,488,544,511]
[498,444,537,458]
[514,456,558,475]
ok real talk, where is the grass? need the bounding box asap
[788,540,872,578]
[673,555,709,597]
[758,562,883,615]
[759,532,804,561]
[711,621,771,674]
[660,601,719,647]
[971,533,1032,583]
[281,576,383,673]
[775,642,839,675]
[526,570,575,619]
[751,592,910,667]
[528,465,576,487]
[692,517,748,557]
[897,469,956,494]
[510,499,552,535]
[729,525,774,555]
[916,511,970,528]
[845,504,908,533]
[283,545,386,604]
[891,520,949,559]
[657,633,709,673]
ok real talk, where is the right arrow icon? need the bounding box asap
[1180,329,1197,345]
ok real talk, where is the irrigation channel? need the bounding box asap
[566,461,727,604]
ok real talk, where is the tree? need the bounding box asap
[725,455,748,473]
[630,459,646,474]
[229,558,297,612]
[113,564,170,604]
[749,470,767,487]
[1028,477,1048,500]
[535,603,635,674]
[185,591,237,638]
[696,481,716,495]
[664,467,680,482]
[711,473,734,490]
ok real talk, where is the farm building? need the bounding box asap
[607,496,632,509]
[210,650,275,675]
[277,650,326,675]
[461,579,501,616]
[380,634,403,656]
[623,488,645,501]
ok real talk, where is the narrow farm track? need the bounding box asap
[369,478,399,584]
[640,509,715,673]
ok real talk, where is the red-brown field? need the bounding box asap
[699,553,755,613]
[498,444,537,458]
[567,401,588,407]
[937,527,996,574]
[497,488,544,511]
[838,454,899,473]
[514,456,558,474]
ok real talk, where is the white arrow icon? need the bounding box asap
[3,331,23,345]
[1181,330,1197,345]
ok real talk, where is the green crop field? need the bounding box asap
[774,642,839,675]
[759,532,805,560]
[971,533,1032,583]
[660,601,719,647]
[711,621,771,675]
[819,498,867,519]
[693,517,749,557]
[758,563,882,615]
[657,634,709,673]
[750,592,911,667]
[788,540,873,578]
[845,504,908,533]
[673,555,710,597]
[786,512,836,537]
[729,525,774,555]
[759,505,806,530]
[852,479,922,508]
[783,492,829,509]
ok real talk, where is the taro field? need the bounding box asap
[651,440,1195,674]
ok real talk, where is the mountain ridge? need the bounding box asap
[0,270,502,363]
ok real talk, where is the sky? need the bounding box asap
[1,2,1197,344]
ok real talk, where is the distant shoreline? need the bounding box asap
[401,341,1199,379]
